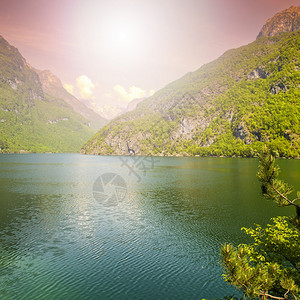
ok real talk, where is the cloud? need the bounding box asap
[63,83,74,95]
[76,75,95,99]
[113,84,155,102]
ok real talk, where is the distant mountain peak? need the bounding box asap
[35,68,106,129]
[35,69,63,91]
[257,5,300,38]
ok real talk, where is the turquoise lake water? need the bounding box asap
[0,154,299,299]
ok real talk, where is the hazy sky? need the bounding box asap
[1,0,300,110]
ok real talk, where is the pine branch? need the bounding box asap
[271,184,296,207]
[259,291,290,300]
[291,198,300,204]
[223,246,250,293]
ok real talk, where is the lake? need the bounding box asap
[0,154,299,299]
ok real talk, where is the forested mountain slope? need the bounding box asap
[82,28,300,157]
[0,35,103,153]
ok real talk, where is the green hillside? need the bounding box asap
[0,35,96,153]
[81,31,300,158]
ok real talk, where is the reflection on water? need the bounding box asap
[0,154,298,299]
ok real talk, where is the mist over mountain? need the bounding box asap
[81,6,300,158]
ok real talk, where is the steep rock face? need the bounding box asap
[0,35,44,101]
[257,6,300,38]
[247,68,268,79]
[36,69,107,130]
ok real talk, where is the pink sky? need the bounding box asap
[1,0,300,112]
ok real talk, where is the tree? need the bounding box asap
[257,147,300,228]
[221,147,300,299]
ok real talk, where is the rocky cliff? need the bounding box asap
[257,6,300,38]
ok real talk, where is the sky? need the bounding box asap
[1,0,300,115]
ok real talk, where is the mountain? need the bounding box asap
[97,103,123,120]
[35,69,106,130]
[79,99,124,120]
[257,6,300,38]
[0,35,102,153]
[96,98,145,120]
[81,6,300,158]
[126,98,145,112]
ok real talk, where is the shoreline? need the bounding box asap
[0,151,299,159]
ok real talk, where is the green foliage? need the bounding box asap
[257,146,300,227]
[0,91,95,153]
[221,149,300,299]
[222,218,300,299]
[0,37,95,153]
[82,32,300,157]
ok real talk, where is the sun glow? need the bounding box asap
[71,2,154,62]
[108,20,141,50]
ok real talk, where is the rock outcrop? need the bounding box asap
[257,6,300,38]
[247,68,268,80]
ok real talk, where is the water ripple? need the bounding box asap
[1,154,294,299]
